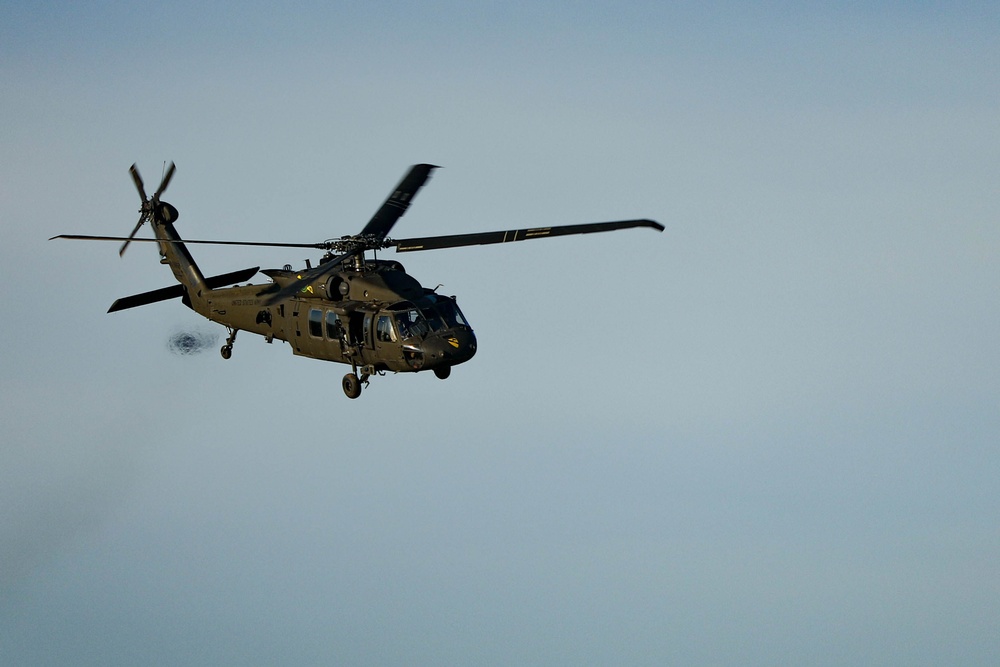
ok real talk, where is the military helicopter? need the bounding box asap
[54,163,663,398]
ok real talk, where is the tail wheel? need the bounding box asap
[434,365,451,380]
[221,328,238,359]
[342,373,362,399]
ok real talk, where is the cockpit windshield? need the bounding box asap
[421,307,445,332]
[436,300,469,328]
[417,294,471,331]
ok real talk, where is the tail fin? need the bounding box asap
[152,211,210,301]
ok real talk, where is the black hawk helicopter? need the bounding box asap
[54,163,663,398]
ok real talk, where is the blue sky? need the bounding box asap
[2,2,999,665]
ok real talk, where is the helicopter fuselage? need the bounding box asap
[196,259,477,377]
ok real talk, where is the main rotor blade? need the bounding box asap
[391,218,664,253]
[108,266,260,313]
[51,234,328,250]
[154,162,175,199]
[129,164,147,201]
[260,251,357,306]
[359,163,439,240]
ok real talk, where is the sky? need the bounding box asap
[2,1,999,664]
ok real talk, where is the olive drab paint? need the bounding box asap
[53,164,663,398]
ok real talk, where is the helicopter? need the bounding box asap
[53,163,663,398]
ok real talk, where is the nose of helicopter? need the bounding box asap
[422,329,477,368]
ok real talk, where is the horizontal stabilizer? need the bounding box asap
[108,266,259,313]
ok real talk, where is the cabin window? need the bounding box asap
[326,312,344,340]
[308,309,323,337]
[376,315,397,342]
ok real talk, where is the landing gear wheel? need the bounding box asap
[221,328,238,360]
[342,373,362,399]
[434,365,451,380]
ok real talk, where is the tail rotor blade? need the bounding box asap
[154,162,175,200]
[122,162,174,257]
[119,214,148,257]
[130,163,147,202]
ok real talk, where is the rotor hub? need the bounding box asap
[325,234,394,254]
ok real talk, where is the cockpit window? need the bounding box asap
[394,308,429,339]
[376,315,397,342]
